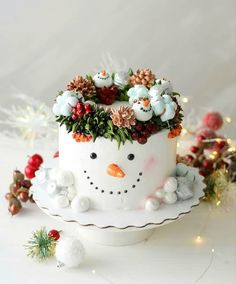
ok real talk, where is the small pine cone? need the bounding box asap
[129,68,156,88]
[67,76,96,98]
[111,106,136,129]
[97,85,119,105]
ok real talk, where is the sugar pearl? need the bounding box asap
[163,177,178,193]
[145,197,160,211]
[71,196,90,213]
[56,170,74,187]
[47,181,60,196]
[55,195,70,208]
[67,185,77,201]
[164,192,177,204]
[155,189,165,199]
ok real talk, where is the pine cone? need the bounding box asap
[67,76,96,98]
[97,85,119,105]
[111,106,136,129]
[129,68,156,88]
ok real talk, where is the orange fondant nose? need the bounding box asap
[101,70,107,76]
[143,99,150,107]
[107,163,125,178]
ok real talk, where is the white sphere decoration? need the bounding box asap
[71,196,90,213]
[55,237,85,268]
[176,163,189,177]
[52,103,61,116]
[60,104,72,117]
[67,185,77,201]
[55,195,70,208]
[66,96,78,107]
[47,181,60,196]
[145,197,160,211]
[155,189,165,199]
[163,177,178,193]
[56,170,74,187]
[164,192,177,204]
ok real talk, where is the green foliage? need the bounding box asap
[25,227,56,262]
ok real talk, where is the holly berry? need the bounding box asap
[137,136,147,144]
[202,159,213,169]
[186,154,194,162]
[53,151,59,158]
[18,191,29,202]
[142,130,151,138]
[131,132,139,140]
[199,170,206,177]
[190,146,199,154]
[24,166,36,179]
[71,114,78,120]
[84,103,92,114]
[202,112,223,131]
[28,154,43,169]
[48,229,60,241]
[150,124,159,134]
[135,123,143,132]
[196,135,206,144]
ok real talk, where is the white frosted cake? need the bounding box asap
[40,68,197,214]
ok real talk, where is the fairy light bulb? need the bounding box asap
[225,116,232,123]
[216,200,221,206]
[195,235,203,244]
[227,138,232,145]
[182,97,189,103]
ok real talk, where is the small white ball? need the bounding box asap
[67,186,77,201]
[155,189,165,199]
[60,105,72,117]
[71,196,90,212]
[163,177,178,193]
[55,195,70,208]
[66,96,78,107]
[56,95,65,103]
[56,170,74,187]
[52,103,61,116]
[55,237,85,268]
[47,181,60,196]
[145,197,160,211]
[164,192,177,204]
[176,163,188,176]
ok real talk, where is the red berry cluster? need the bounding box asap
[25,154,43,179]
[131,122,160,144]
[71,102,92,120]
[5,170,34,215]
[48,229,60,241]
[97,86,118,105]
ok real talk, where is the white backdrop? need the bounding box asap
[0,0,236,133]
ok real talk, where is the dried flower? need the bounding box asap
[111,106,136,129]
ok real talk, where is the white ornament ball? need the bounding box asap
[56,170,74,187]
[60,105,72,117]
[71,196,90,213]
[52,103,61,116]
[145,197,160,211]
[164,192,177,204]
[176,163,189,177]
[155,189,165,199]
[47,181,60,196]
[163,177,178,193]
[67,186,77,201]
[55,237,85,268]
[55,195,70,208]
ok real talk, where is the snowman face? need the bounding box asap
[93,70,113,88]
[132,98,153,122]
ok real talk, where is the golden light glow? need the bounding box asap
[182,128,188,135]
[177,142,180,148]
[215,138,222,143]
[209,154,216,160]
[212,151,218,155]
[195,235,203,244]
[227,138,232,145]
[182,97,189,103]
[216,200,221,206]
[228,147,236,152]
[211,248,215,253]
[225,116,232,123]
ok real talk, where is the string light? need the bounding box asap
[227,138,232,145]
[216,200,221,206]
[182,97,189,103]
[228,147,236,152]
[225,116,232,123]
[212,151,218,155]
[177,142,180,148]
[181,128,188,135]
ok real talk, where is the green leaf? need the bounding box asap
[117,128,126,144]
[128,68,133,76]
[107,120,113,131]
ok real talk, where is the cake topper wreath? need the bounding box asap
[53,68,184,147]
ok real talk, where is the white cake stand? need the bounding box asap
[32,167,205,246]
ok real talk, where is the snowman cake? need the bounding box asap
[38,68,197,213]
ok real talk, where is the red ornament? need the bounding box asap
[48,229,60,241]
[131,132,139,140]
[186,154,194,162]
[84,103,92,114]
[202,159,213,169]
[28,154,43,169]
[24,166,36,179]
[202,112,223,131]
[53,151,59,158]
[190,146,199,154]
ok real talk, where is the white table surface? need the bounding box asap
[0,140,236,284]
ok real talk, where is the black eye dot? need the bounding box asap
[90,152,97,159]
[127,154,135,160]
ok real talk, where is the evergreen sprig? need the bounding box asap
[25,227,56,262]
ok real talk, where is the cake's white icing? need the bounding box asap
[59,126,177,210]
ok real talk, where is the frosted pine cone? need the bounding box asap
[67,76,96,98]
[129,68,156,88]
[111,106,136,129]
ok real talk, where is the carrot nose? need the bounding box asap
[107,163,125,178]
[101,70,107,76]
[143,99,150,107]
